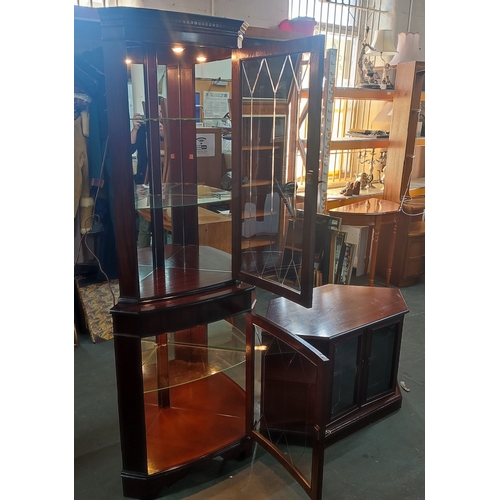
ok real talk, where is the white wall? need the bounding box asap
[140,0,289,29]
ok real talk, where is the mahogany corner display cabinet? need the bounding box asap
[93,6,408,500]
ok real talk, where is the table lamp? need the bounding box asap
[365,30,398,89]
[389,32,421,65]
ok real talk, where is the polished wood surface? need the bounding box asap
[329,198,400,286]
[375,196,425,286]
[332,198,400,216]
[133,245,232,299]
[265,284,408,341]
[143,372,246,474]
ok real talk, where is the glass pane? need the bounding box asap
[127,53,234,299]
[240,50,313,293]
[366,323,397,399]
[331,334,360,418]
[142,317,246,475]
[252,326,319,486]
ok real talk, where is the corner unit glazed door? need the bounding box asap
[246,313,330,500]
[231,36,325,308]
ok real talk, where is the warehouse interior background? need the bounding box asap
[0,1,498,498]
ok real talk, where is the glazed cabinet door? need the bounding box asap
[246,313,330,500]
[363,319,403,402]
[330,331,364,420]
[231,36,325,308]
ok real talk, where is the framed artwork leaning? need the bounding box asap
[336,241,356,285]
[329,230,346,283]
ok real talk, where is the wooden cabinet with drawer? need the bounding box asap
[375,197,425,287]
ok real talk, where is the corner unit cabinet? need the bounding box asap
[97,6,325,500]
[265,284,408,443]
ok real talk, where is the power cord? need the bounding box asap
[74,135,117,307]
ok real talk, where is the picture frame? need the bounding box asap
[327,215,342,232]
[335,241,356,285]
[329,230,346,283]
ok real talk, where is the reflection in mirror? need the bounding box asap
[239,51,313,294]
[192,58,233,254]
[129,62,169,282]
[128,53,234,300]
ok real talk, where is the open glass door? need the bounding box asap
[231,36,325,307]
[246,313,330,500]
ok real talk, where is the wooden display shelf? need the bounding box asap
[329,137,389,150]
[242,145,280,151]
[333,87,424,102]
[334,87,394,100]
[241,234,278,249]
[241,179,272,188]
[329,136,423,152]
[143,371,246,474]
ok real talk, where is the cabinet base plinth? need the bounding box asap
[325,387,403,445]
[121,438,252,500]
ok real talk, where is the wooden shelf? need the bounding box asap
[334,87,394,100]
[242,179,272,188]
[242,234,278,249]
[333,87,424,102]
[143,372,246,474]
[242,145,279,151]
[329,137,389,150]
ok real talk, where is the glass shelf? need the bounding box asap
[136,183,232,210]
[141,319,246,392]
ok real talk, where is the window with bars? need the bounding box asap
[74,0,120,6]
[289,0,393,186]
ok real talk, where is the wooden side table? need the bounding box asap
[329,198,401,286]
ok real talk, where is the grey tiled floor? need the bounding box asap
[75,275,424,499]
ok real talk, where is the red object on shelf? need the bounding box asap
[278,17,316,36]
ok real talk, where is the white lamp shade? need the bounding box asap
[365,30,398,56]
[389,32,420,65]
